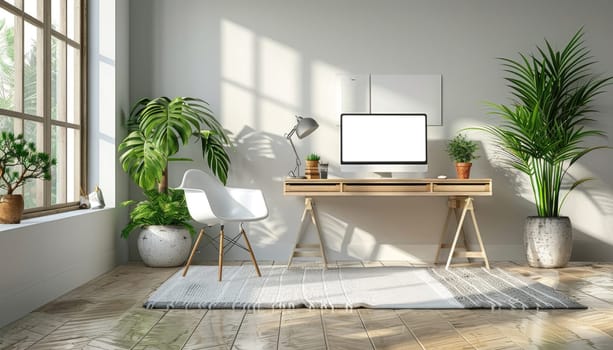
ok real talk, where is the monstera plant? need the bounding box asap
[477,29,611,267]
[118,96,232,267]
[119,96,231,192]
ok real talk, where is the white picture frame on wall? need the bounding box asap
[339,74,443,126]
[370,74,442,126]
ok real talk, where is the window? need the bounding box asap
[0,0,85,215]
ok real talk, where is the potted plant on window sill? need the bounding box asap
[446,133,479,179]
[118,96,231,267]
[0,132,56,224]
[476,29,612,268]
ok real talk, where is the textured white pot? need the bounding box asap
[137,225,192,267]
[524,216,572,268]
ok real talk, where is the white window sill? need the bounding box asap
[0,207,115,232]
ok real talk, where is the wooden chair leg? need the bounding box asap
[218,225,224,281]
[241,226,261,277]
[182,227,206,277]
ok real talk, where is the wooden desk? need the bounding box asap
[283,178,493,269]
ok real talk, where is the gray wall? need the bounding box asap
[129,0,613,263]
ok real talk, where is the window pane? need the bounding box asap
[51,125,66,204]
[0,115,21,135]
[67,45,79,124]
[51,37,66,121]
[24,0,43,21]
[67,0,79,41]
[51,0,65,34]
[67,127,79,202]
[0,9,19,112]
[23,119,44,208]
[24,21,43,116]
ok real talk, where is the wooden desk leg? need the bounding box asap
[435,198,469,265]
[309,199,328,268]
[445,198,470,270]
[469,206,490,269]
[445,197,490,270]
[434,207,454,264]
[287,197,328,269]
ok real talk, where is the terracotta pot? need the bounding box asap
[0,194,25,224]
[455,162,472,179]
[305,160,320,179]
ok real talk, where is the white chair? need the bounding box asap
[177,169,268,281]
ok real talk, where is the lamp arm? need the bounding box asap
[287,135,302,177]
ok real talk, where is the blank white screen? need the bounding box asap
[341,114,427,163]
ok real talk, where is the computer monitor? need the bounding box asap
[340,113,428,174]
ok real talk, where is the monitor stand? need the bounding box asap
[375,172,427,179]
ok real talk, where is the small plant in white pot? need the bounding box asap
[477,29,611,268]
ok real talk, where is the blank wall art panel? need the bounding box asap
[371,74,442,126]
[339,74,370,114]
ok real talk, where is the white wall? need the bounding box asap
[129,0,613,263]
[0,0,131,328]
[0,210,117,328]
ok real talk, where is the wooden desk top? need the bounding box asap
[283,178,492,197]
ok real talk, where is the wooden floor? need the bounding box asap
[2,261,613,349]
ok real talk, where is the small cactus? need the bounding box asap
[306,153,320,161]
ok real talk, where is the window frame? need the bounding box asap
[0,0,87,218]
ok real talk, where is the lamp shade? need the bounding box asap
[296,117,319,139]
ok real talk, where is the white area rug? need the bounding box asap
[144,265,584,310]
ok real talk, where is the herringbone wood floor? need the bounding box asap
[2,261,613,349]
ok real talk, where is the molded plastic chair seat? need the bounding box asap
[177,169,268,280]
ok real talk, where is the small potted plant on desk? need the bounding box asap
[305,153,320,179]
[446,133,479,179]
[0,132,56,224]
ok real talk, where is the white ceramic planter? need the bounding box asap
[137,225,192,267]
[524,216,572,268]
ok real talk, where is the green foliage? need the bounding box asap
[475,28,612,217]
[306,153,320,161]
[0,132,56,195]
[446,133,479,163]
[120,189,195,239]
[118,97,231,191]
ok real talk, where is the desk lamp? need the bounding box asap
[285,116,318,178]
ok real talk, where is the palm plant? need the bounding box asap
[477,29,611,217]
[118,96,231,192]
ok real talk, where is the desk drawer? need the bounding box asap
[284,183,341,193]
[343,183,430,192]
[432,183,491,193]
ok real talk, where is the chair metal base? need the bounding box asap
[182,224,262,281]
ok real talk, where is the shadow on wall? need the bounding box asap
[185,131,613,264]
[189,125,301,263]
[479,138,613,261]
